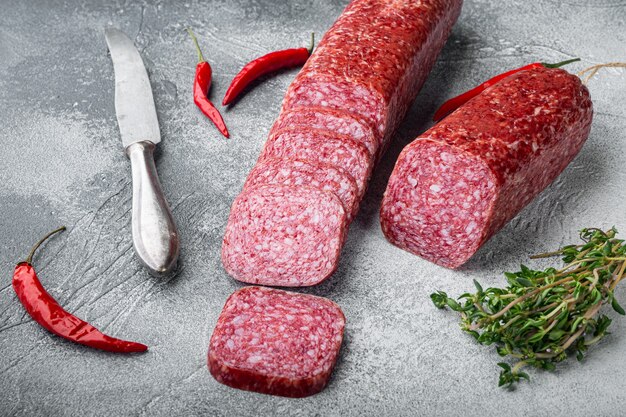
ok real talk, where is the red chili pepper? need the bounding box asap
[187,29,229,138]
[12,227,148,353]
[222,33,315,106]
[432,58,581,122]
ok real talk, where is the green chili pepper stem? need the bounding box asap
[186,28,205,63]
[541,57,581,69]
[307,32,315,55]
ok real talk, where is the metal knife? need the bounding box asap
[105,27,179,276]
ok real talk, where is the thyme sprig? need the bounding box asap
[431,228,626,387]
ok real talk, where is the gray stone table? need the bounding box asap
[1,0,625,415]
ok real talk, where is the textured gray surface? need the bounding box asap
[1,0,625,415]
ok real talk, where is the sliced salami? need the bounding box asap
[259,128,373,200]
[222,184,347,286]
[244,158,360,218]
[260,128,373,197]
[380,67,593,268]
[221,0,463,287]
[208,286,346,398]
[269,106,380,160]
[282,0,463,146]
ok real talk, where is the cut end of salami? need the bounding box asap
[208,286,346,398]
[222,185,347,287]
[380,141,498,268]
[380,66,593,269]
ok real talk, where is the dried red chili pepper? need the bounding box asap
[187,28,229,138]
[222,33,315,106]
[432,58,581,122]
[12,226,148,353]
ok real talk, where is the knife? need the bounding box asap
[105,27,179,276]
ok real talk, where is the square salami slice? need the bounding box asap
[260,128,373,197]
[222,184,347,287]
[244,158,360,219]
[208,286,346,398]
[269,106,380,160]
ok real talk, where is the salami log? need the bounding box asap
[380,66,593,268]
[222,184,347,286]
[222,0,462,286]
[261,128,373,196]
[208,286,345,398]
[282,0,463,146]
[269,107,380,159]
[244,158,360,218]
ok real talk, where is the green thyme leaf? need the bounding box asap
[611,297,625,315]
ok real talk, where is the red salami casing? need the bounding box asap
[208,286,345,398]
[380,66,593,268]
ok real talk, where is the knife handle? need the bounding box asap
[126,141,180,276]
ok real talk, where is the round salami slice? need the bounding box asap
[222,184,347,286]
[269,106,381,160]
[244,158,360,218]
[260,128,373,196]
[380,67,593,268]
[208,286,346,398]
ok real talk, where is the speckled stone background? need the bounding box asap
[1,0,625,415]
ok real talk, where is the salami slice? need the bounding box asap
[222,184,347,286]
[380,67,593,268]
[260,128,373,196]
[208,286,345,398]
[269,106,380,159]
[244,158,360,218]
[282,0,463,146]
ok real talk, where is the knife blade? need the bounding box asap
[105,27,179,277]
[105,27,160,148]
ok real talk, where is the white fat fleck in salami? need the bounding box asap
[380,67,593,269]
[244,158,360,218]
[260,128,373,197]
[269,106,380,159]
[208,286,346,398]
[222,184,347,286]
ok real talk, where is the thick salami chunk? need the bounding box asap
[244,158,360,218]
[270,106,380,159]
[208,286,345,398]
[282,0,463,146]
[222,184,347,286]
[260,128,373,196]
[380,67,593,268]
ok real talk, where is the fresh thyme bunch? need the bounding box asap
[431,228,626,387]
